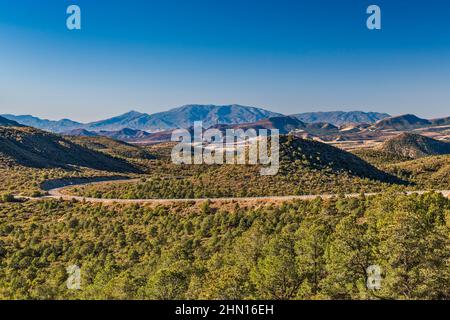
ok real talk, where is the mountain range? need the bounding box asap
[3,106,450,146]
[2,105,390,133]
[2,105,281,133]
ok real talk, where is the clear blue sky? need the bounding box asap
[1,0,449,121]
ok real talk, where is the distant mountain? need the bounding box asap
[4,105,282,133]
[380,133,450,158]
[293,111,390,126]
[0,116,22,127]
[221,116,305,134]
[85,111,152,132]
[152,104,282,130]
[98,128,152,142]
[62,129,99,137]
[373,114,431,131]
[279,136,400,183]
[86,105,283,132]
[1,114,82,133]
[63,127,152,142]
[305,122,339,135]
[430,116,450,126]
[0,126,139,172]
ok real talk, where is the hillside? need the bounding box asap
[385,155,450,189]
[293,111,390,126]
[0,126,140,172]
[0,116,22,127]
[380,133,450,158]
[66,136,155,160]
[279,136,398,182]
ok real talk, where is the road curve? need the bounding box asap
[17,178,450,204]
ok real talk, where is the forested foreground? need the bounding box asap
[0,192,449,300]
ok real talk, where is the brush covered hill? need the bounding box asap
[385,155,450,189]
[380,133,450,159]
[0,126,140,172]
[279,135,398,182]
[69,135,402,199]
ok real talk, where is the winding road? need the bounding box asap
[17,178,450,204]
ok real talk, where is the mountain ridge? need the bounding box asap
[293,111,390,126]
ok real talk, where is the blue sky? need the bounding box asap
[1,0,450,121]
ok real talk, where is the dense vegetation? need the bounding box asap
[0,192,448,299]
[352,148,412,166]
[386,155,450,190]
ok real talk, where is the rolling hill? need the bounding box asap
[293,111,390,126]
[0,126,140,172]
[380,133,450,158]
